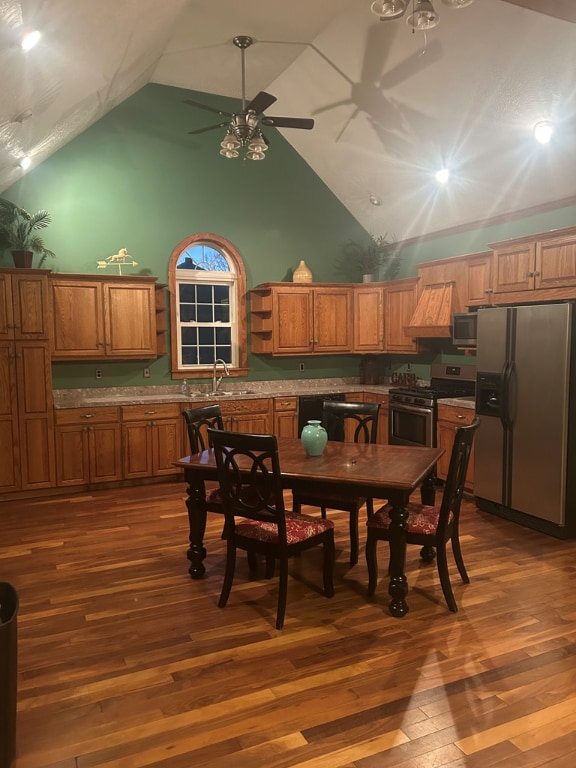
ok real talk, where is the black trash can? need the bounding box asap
[0,583,18,768]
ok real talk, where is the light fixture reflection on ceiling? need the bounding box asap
[435,168,450,184]
[21,29,41,51]
[370,0,407,20]
[442,0,475,8]
[407,0,440,30]
[19,156,32,170]
[533,120,554,144]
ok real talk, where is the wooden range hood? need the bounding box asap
[405,282,455,338]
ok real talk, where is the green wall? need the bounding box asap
[2,82,574,388]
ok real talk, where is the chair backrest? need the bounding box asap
[322,400,380,444]
[208,428,288,541]
[182,404,224,454]
[437,417,480,536]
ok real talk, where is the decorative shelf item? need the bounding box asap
[293,260,313,283]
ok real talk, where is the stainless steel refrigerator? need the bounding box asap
[475,302,576,538]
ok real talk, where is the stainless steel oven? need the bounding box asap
[389,399,434,447]
[388,363,476,448]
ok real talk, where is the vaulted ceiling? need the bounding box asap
[1,0,575,241]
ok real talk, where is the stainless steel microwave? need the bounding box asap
[452,312,477,347]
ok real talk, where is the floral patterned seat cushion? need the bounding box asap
[236,513,335,544]
[367,503,453,536]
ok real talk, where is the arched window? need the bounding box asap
[169,233,248,378]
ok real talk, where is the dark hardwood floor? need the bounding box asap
[2,482,576,767]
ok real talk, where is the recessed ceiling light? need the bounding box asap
[533,120,554,144]
[435,168,450,184]
[19,156,32,169]
[21,29,41,51]
[369,194,382,206]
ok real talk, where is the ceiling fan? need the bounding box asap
[185,35,314,160]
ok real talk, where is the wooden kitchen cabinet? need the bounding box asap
[122,403,182,479]
[55,407,122,486]
[273,395,298,438]
[0,269,55,493]
[383,278,419,354]
[436,404,475,491]
[219,397,272,433]
[353,284,384,352]
[491,227,576,299]
[362,392,389,445]
[50,274,158,359]
[250,283,353,355]
[462,251,493,306]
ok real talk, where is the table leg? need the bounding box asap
[185,477,208,579]
[386,491,409,617]
[420,470,436,506]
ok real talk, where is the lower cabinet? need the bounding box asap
[436,404,475,490]
[273,396,298,438]
[362,392,389,445]
[122,404,182,479]
[219,397,272,433]
[55,407,122,486]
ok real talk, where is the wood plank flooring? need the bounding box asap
[2,483,576,768]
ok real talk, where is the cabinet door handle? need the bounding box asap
[82,413,94,418]
[145,410,157,415]
[457,414,465,419]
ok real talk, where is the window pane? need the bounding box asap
[216,327,231,345]
[182,347,198,365]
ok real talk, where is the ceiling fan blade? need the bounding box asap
[246,91,277,115]
[260,116,314,130]
[184,99,233,118]
[188,121,230,135]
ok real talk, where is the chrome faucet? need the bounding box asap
[212,358,230,393]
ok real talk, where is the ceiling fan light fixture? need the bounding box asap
[247,132,268,153]
[219,147,239,159]
[246,149,266,161]
[370,0,407,20]
[407,0,440,29]
[220,130,241,151]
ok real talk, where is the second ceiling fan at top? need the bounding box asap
[185,35,314,161]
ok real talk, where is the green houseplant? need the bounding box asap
[338,233,401,282]
[0,197,56,268]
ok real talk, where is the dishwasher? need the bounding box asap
[297,392,346,435]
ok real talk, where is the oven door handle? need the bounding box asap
[389,402,433,416]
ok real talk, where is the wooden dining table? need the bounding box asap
[174,437,443,617]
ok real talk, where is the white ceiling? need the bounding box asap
[1,0,575,241]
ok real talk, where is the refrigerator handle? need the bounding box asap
[501,361,513,428]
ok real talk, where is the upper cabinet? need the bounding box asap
[250,283,352,355]
[50,274,160,360]
[353,284,384,352]
[383,278,419,354]
[490,226,576,300]
[0,270,51,340]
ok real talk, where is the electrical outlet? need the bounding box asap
[143,367,150,378]
[299,363,305,371]
[95,369,102,379]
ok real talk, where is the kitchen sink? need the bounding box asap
[209,389,257,397]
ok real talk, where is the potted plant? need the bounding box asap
[337,233,401,282]
[0,197,56,268]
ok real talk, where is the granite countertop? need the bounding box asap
[52,378,393,409]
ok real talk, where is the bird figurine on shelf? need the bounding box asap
[96,247,138,275]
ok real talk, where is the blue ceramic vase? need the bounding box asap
[300,419,328,457]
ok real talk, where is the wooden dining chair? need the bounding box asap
[208,428,335,630]
[182,404,226,517]
[365,417,480,612]
[292,400,380,566]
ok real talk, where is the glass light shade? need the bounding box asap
[245,149,266,161]
[533,121,554,144]
[220,131,240,150]
[247,133,268,152]
[219,147,239,158]
[370,0,407,19]
[407,0,440,29]
[442,0,475,7]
